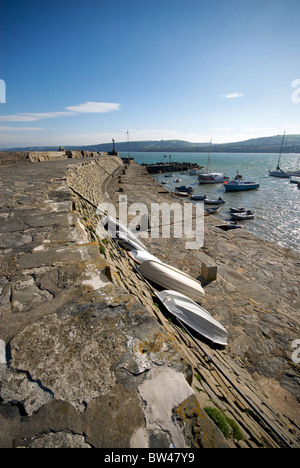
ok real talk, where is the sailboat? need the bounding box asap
[269,132,291,178]
[198,139,229,184]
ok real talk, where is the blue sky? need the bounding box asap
[0,0,299,149]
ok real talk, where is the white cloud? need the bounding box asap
[0,115,41,122]
[222,93,244,99]
[0,126,44,131]
[65,102,121,113]
[0,102,121,122]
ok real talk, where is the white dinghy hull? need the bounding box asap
[138,260,205,303]
[127,249,162,265]
[104,215,148,251]
[156,290,228,346]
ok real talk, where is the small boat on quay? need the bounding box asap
[224,173,259,191]
[155,290,228,346]
[104,215,148,251]
[138,259,205,302]
[128,250,162,265]
[230,210,254,221]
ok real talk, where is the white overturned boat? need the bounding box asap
[156,290,228,346]
[104,215,148,251]
[127,249,162,265]
[138,259,205,302]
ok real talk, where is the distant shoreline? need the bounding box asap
[3,134,300,154]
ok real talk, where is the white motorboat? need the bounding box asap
[156,290,228,346]
[138,259,205,302]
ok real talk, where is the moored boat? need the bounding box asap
[198,172,230,184]
[216,221,243,231]
[156,290,228,346]
[224,174,259,191]
[191,195,225,204]
[269,131,291,178]
[197,139,229,184]
[189,169,202,175]
[230,207,246,213]
[204,206,221,215]
[175,185,194,193]
[190,195,206,200]
[171,191,190,197]
[230,210,254,221]
[203,197,225,205]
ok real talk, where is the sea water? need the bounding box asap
[120,152,300,252]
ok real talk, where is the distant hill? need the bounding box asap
[5,134,300,153]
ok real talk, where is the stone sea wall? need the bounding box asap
[0,150,113,166]
[0,154,230,448]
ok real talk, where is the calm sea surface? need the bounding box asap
[120,151,300,252]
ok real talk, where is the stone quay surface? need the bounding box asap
[0,154,231,449]
[106,160,300,447]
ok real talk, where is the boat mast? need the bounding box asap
[277,131,286,169]
[207,139,212,172]
[127,130,130,158]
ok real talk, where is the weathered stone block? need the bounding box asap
[201,261,217,282]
